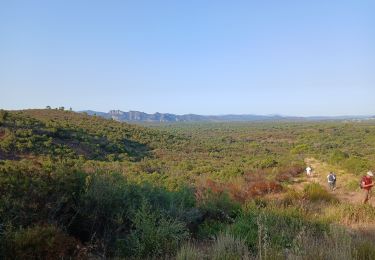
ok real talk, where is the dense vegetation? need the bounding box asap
[1,109,375,259]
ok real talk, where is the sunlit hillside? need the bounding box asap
[1,109,375,259]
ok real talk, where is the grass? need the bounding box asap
[211,233,251,260]
[345,179,361,191]
[176,243,205,260]
[176,233,252,260]
[324,203,375,225]
[303,183,337,202]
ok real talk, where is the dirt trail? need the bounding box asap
[291,158,375,206]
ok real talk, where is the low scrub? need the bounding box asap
[228,202,327,253]
[211,232,251,260]
[303,183,336,202]
[2,225,84,259]
[275,164,305,182]
[289,224,375,260]
[325,203,375,225]
[116,202,189,258]
[176,243,205,260]
[176,233,252,260]
[197,176,283,205]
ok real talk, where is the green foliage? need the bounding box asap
[0,162,86,228]
[117,202,189,258]
[326,203,375,225]
[197,190,241,222]
[228,203,327,253]
[257,157,278,169]
[303,183,336,202]
[0,110,8,125]
[290,225,352,259]
[0,109,184,161]
[196,219,226,239]
[2,225,82,260]
[2,110,375,258]
[328,150,349,164]
[342,156,370,175]
[291,143,309,154]
[0,161,197,257]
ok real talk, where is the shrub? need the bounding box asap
[329,150,349,164]
[248,181,283,197]
[229,203,327,253]
[3,225,84,260]
[197,189,241,222]
[196,219,227,239]
[275,164,305,182]
[290,144,309,154]
[343,156,370,175]
[257,158,278,169]
[303,183,336,202]
[116,202,189,258]
[282,189,303,206]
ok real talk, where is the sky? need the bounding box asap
[0,1,374,116]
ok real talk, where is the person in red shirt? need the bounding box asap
[361,171,374,204]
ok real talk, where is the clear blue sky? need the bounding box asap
[1,1,374,116]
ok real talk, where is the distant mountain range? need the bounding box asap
[81,110,375,123]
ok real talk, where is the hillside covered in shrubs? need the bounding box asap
[1,109,375,259]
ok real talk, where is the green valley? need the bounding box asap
[1,109,375,259]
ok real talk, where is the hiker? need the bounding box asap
[327,172,336,191]
[306,166,312,176]
[361,171,374,204]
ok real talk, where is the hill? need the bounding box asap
[82,109,375,123]
[1,112,375,259]
[0,109,184,161]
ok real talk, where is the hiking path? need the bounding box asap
[290,158,374,206]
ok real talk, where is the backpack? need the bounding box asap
[328,174,336,182]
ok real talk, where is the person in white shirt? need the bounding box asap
[306,166,312,176]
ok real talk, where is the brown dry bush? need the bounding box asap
[196,175,283,204]
[275,165,305,182]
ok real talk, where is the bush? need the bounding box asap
[257,158,278,169]
[196,219,227,239]
[343,156,370,175]
[229,203,327,253]
[116,202,189,258]
[3,225,83,260]
[329,150,348,164]
[303,183,336,202]
[282,189,303,206]
[198,190,241,222]
[290,144,309,154]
